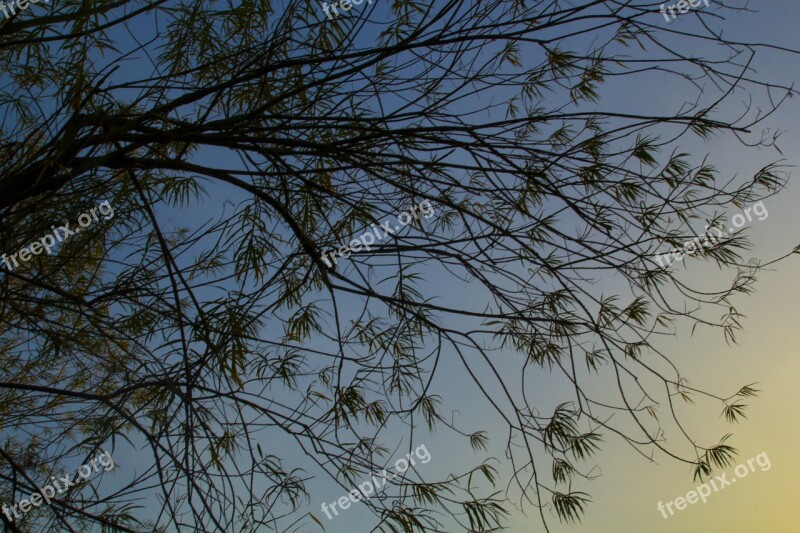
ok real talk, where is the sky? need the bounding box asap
[515,1,800,530]
[304,1,800,532]
[142,1,800,531]
[5,1,800,531]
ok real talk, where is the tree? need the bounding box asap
[0,0,796,531]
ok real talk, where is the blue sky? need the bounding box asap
[6,0,800,531]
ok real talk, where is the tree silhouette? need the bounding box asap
[0,0,796,531]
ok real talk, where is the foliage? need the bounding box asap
[0,0,796,531]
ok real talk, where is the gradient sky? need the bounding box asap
[517,2,800,531]
[208,2,800,531]
[13,1,799,531]
[311,2,800,532]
